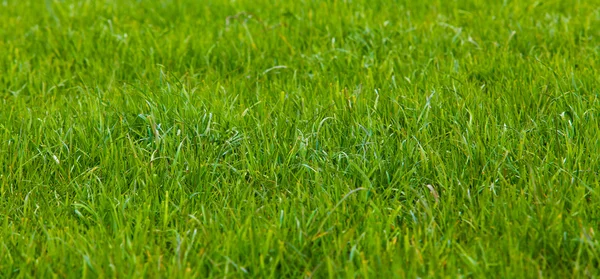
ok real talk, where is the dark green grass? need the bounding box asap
[1,0,600,277]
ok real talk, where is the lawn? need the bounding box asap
[1,0,600,277]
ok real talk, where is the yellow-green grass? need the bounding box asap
[1,0,599,277]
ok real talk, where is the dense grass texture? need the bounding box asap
[2,0,600,277]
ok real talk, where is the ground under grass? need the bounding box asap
[1,0,600,277]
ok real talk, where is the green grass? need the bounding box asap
[1,0,600,277]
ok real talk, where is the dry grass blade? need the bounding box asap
[425,184,439,204]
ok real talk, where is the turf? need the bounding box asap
[1,0,600,277]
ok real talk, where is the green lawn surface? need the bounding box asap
[1,0,600,277]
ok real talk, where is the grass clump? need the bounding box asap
[1,0,600,277]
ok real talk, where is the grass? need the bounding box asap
[1,0,600,277]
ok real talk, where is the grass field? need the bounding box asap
[1,0,600,277]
